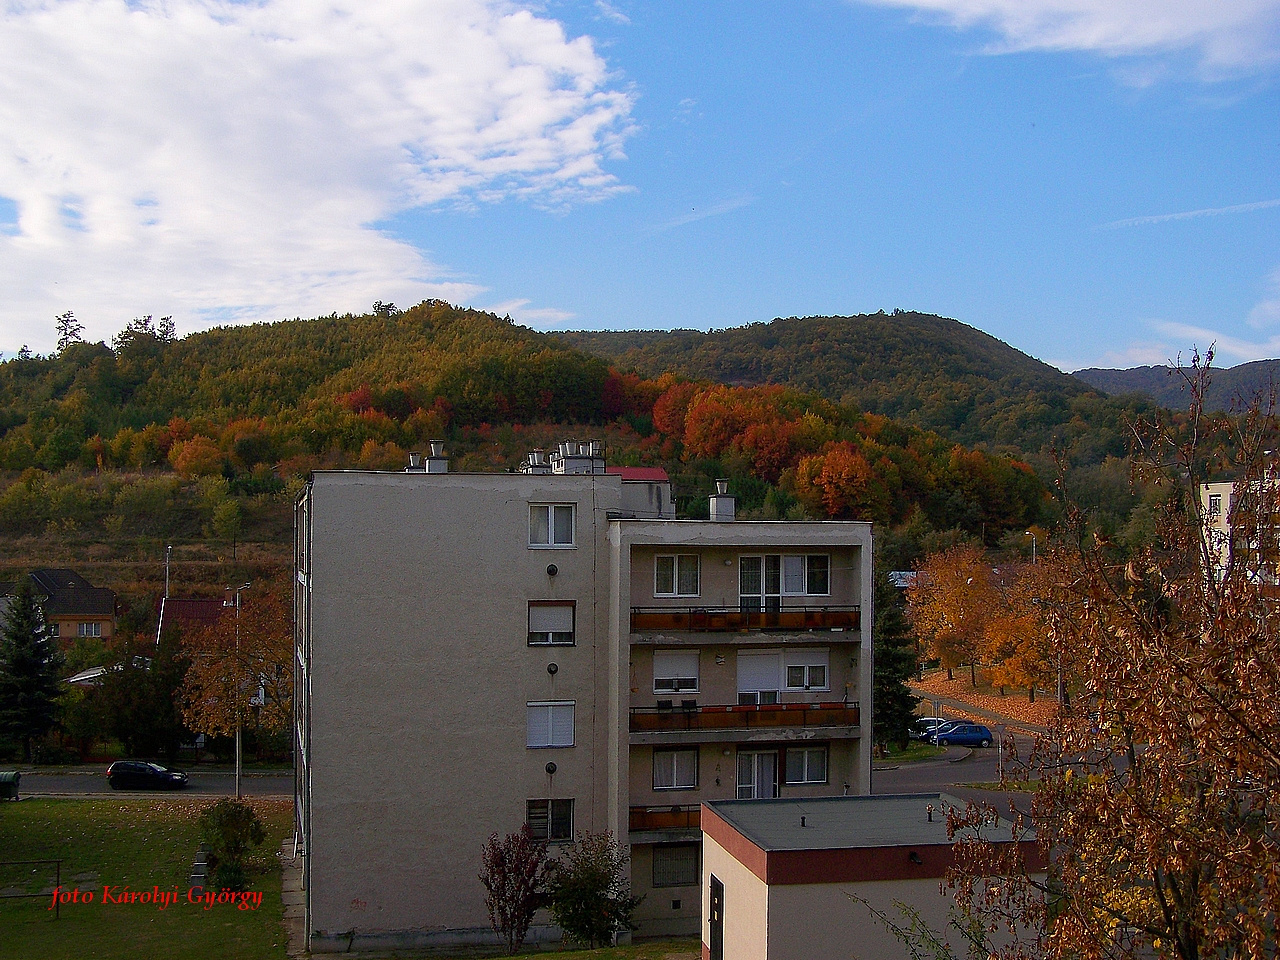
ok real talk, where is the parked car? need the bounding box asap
[930,722,994,748]
[106,761,189,790]
[909,717,949,740]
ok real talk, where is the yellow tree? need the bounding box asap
[907,543,998,685]
[983,561,1057,702]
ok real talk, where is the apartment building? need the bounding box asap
[294,442,873,951]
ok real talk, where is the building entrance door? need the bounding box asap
[709,874,724,960]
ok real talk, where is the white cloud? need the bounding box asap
[851,0,1280,75]
[0,0,634,352]
[487,298,577,327]
[1248,267,1280,328]
[653,196,755,232]
[594,1,631,25]
[1101,198,1280,229]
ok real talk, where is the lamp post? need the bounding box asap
[1025,530,1037,564]
[225,582,251,799]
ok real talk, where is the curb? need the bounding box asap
[945,748,974,763]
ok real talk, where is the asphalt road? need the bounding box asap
[13,769,294,797]
[873,736,1039,817]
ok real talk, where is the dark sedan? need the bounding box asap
[930,722,994,748]
[106,761,189,790]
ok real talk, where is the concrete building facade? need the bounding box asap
[294,443,873,951]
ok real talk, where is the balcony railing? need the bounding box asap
[630,605,860,633]
[630,701,860,732]
[630,805,701,832]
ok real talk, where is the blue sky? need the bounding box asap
[0,0,1277,371]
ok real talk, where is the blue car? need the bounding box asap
[929,722,993,748]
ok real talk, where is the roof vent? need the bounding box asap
[424,441,448,474]
[406,452,423,472]
[710,479,735,522]
[521,449,552,474]
[549,439,605,475]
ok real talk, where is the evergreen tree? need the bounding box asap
[0,579,64,760]
[872,562,920,751]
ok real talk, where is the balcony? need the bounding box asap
[630,804,701,832]
[630,701,860,733]
[630,605,860,633]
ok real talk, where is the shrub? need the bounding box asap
[546,831,641,948]
[198,799,267,891]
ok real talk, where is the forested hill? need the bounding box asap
[556,312,1155,462]
[1073,359,1280,412]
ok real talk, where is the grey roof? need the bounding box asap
[26,569,117,617]
[706,793,1027,851]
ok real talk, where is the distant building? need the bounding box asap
[294,441,874,951]
[0,569,117,646]
[700,794,1044,960]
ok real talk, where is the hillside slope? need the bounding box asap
[557,312,1155,461]
[1074,359,1280,412]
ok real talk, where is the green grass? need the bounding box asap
[962,780,1040,793]
[876,741,945,764]
[0,796,292,960]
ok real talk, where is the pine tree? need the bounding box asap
[0,579,64,760]
[872,563,920,751]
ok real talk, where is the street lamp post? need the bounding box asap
[226,582,251,799]
[1024,530,1037,564]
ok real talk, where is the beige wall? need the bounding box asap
[303,471,623,945]
[766,878,956,960]
[630,842,702,935]
[703,834,769,960]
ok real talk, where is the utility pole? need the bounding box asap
[226,582,251,799]
[1024,530,1037,565]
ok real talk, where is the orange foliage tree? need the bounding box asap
[907,543,998,684]
[982,561,1057,701]
[181,585,292,740]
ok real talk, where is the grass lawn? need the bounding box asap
[876,740,945,764]
[1,796,292,960]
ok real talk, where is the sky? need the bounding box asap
[0,0,1277,372]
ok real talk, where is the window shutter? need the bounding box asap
[737,652,780,692]
[529,604,574,633]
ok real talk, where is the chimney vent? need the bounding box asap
[406,452,423,471]
[424,441,448,473]
[710,479,736,521]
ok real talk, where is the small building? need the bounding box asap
[0,569,117,646]
[700,794,1042,960]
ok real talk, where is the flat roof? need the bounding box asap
[705,794,1026,851]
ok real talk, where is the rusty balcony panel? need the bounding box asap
[630,805,701,832]
[630,701,860,732]
[630,605,860,633]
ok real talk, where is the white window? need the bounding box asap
[782,555,830,596]
[527,798,574,840]
[529,602,575,645]
[737,651,780,704]
[652,844,700,887]
[785,747,828,784]
[527,701,575,748]
[654,650,699,694]
[737,751,778,799]
[653,748,698,790]
[78,622,101,638]
[784,649,829,691]
[45,621,60,637]
[655,555,700,596]
[1208,493,1222,517]
[529,504,575,547]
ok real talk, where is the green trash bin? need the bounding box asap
[0,771,19,800]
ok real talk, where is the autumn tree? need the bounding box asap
[907,543,997,684]
[884,355,1280,960]
[981,561,1056,702]
[479,826,550,954]
[181,585,292,745]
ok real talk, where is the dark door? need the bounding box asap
[709,874,724,960]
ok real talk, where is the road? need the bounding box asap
[14,769,294,797]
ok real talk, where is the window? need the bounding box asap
[655,555,700,596]
[653,843,700,887]
[529,602,575,645]
[783,649,829,691]
[529,504,575,547]
[527,701,574,748]
[45,621,59,637]
[785,746,828,784]
[653,650,699,694]
[737,751,778,799]
[653,748,698,789]
[78,622,101,638]
[1209,493,1222,517]
[782,555,829,596]
[527,799,574,841]
[737,650,780,704]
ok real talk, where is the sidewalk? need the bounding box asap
[279,837,306,958]
[911,687,1050,736]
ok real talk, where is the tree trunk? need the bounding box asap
[969,662,977,686]
[946,667,953,681]
[1029,686,1035,703]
